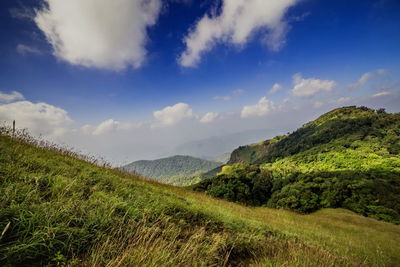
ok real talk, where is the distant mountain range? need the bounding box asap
[173,128,283,160]
[120,128,285,184]
[121,155,222,186]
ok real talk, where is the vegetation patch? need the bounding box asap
[193,107,400,224]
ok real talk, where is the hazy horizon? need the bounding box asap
[0,0,399,164]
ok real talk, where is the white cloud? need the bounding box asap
[241,97,274,118]
[16,44,41,55]
[81,119,140,136]
[178,0,299,67]
[80,124,95,135]
[348,72,374,90]
[92,119,120,135]
[268,83,282,94]
[348,69,388,90]
[291,73,337,97]
[0,101,72,137]
[371,91,392,98]
[0,91,24,103]
[153,103,193,127]
[200,112,218,123]
[35,0,161,70]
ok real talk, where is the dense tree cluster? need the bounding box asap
[193,164,400,223]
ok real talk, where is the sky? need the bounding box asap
[0,0,400,165]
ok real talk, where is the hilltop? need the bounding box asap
[122,155,222,186]
[1,122,400,266]
[193,106,400,224]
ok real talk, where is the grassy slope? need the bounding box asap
[1,133,400,266]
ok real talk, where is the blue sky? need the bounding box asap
[0,0,400,163]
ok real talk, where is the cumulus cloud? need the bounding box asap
[16,44,42,55]
[0,101,72,137]
[268,83,282,94]
[178,0,299,67]
[0,91,24,103]
[291,73,337,97]
[34,0,161,70]
[92,119,120,135]
[241,97,275,118]
[153,103,193,127]
[200,112,218,123]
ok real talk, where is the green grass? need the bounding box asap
[1,130,400,266]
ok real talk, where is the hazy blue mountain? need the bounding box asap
[173,128,284,160]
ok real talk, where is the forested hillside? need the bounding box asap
[193,106,400,224]
[122,155,222,185]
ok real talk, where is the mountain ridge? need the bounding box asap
[122,155,222,185]
[193,106,400,224]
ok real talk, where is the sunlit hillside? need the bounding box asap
[194,106,400,224]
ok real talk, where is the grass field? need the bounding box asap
[1,130,400,266]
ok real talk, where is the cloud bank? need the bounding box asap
[0,100,73,137]
[35,0,161,70]
[178,0,299,67]
[2,71,398,164]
